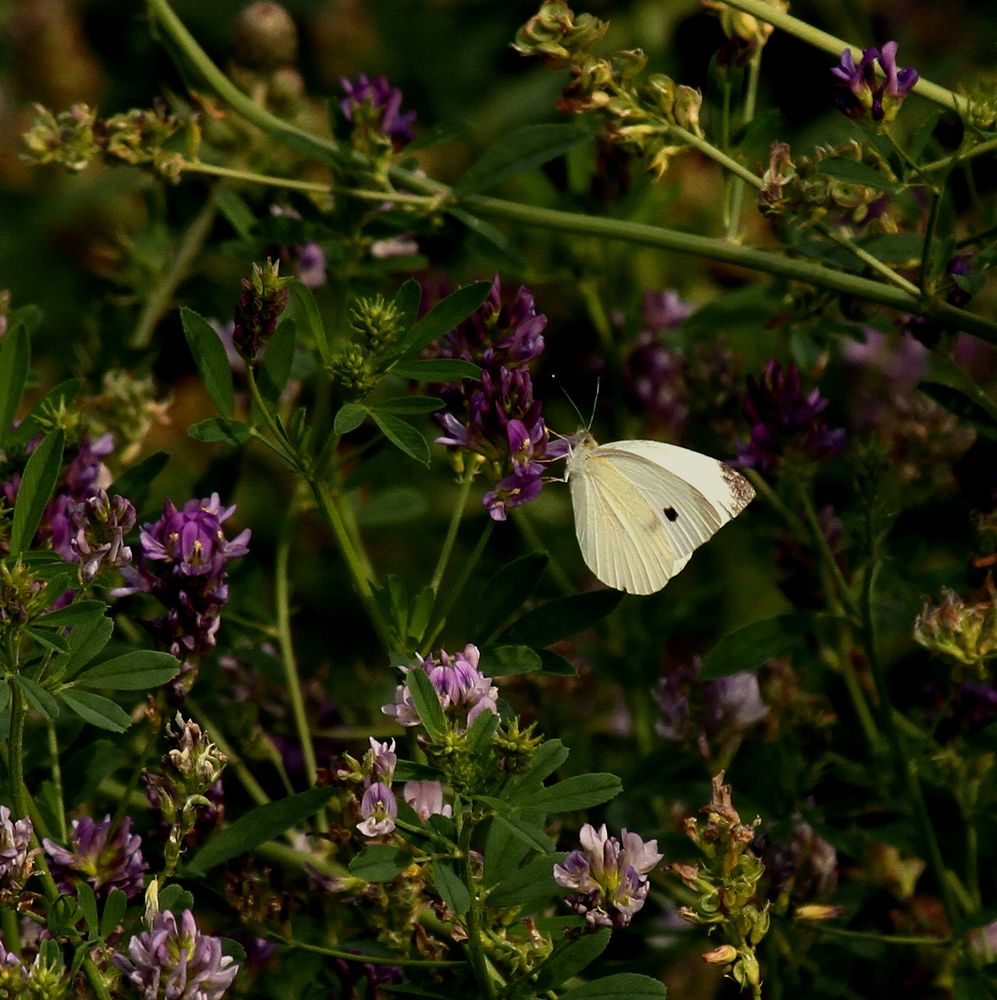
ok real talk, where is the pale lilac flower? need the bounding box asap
[112,908,238,999]
[554,823,663,929]
[403,781,453,822]
[0,807,36,895]
[363,738,397,784]
[357,782,398,837]
[68,489,136,582]
[44,815,147,900]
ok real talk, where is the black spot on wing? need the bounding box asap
[663,506,678,521]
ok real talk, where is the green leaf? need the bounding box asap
[406,666,446,738]
[75,882,99,934]
[259,319,297,402]
[393,278,422,328]
[487,852,564,909]
[58,690,130,732]
[370,395,444,416]
[475,552,549,642]
[334,403,368,435]
[110,451,168,508]
[857,232,924,263]
[455,124,592,195]
[63,739,124,808]
[0,319,31,447]
[354,487,429,527]
[369,411,430,465]
[288,280,331,365]
[389,358,482,382]
[0,681,10,717]
[816,157,898,191]
[187,417,252,445]
[537,649,578,676]
[214,187,257,239]
[398,281,492,356]
[23,626,69,654]
[9,429,65,557]
[482,645,543,676]
[60,616,115,680]
[483,816,534,888]
[909,110,943,163]
[15,674,60,719]
[180,306,235,418]
[450,207,527,271]
[535,928,612,990]
[74,651,181,691]
[432,860,471,916]
[36,600,109,626]
[158,883,195,915]
[561,974,668,999]
[348,845,413,882]
[518,773,622,814]
[100,889,128,940]
[921,351,997,427]
[498,591,623,647]
[700,613,822,679]
[185,787,337,875]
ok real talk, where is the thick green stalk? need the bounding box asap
[45,719,67,842]
[429,470,478,596]
[459,816,497,999]
[715,0,962,113]
[727,50,763,239]
[8,683,28,823]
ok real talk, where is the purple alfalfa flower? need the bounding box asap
[735,359,845,472]
[294,242,326,289]
[68,489,136,582]
[0,807,36,899]
[553,823,663,929]
[362,737,397,785]
[831,41,918,123]
[357,782,398,838]
[753,819,839,909]
[43,814,147,900]
[340,73,416,150]
[113,908,238,1000]
[231,259,290,364]
[383,644,499,731]
[403,780,453,822]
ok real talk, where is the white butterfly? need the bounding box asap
[565,432,755,595]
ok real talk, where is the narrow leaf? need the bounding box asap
[288,280,331,365]
[406,667,446,738]
[0,321,31,446]
[185,787,336,874]
[61,616,115,680]
[398,281,492,356]
[816,157,897,190]
[259,319,297,402]
[390,358,482,382]
[214,188,256,239]
[57,690,129,732]
[393,278,422,328]
[100,889,128,940]
[370,396,445,415]
[187,418,252,445]
[348,845,413,882]
[475,551,549,642]
[535,928,612,990]
[9,429,65,557]
[74,650,181,691]
[334,403,367,435]
[15,675,60,720]
[354,487,428,527]
[455,123,592,195]
[110,451,169,508]
[483,645,543,676]
[369,411,430,465]
[561,974,669,999]
[518,773,622,814]
[23,626,70,654]
[8,378,80,447]
[498,591,623,648]
[487,853,564,908]
[700,613,815,679]
[432,860,471,915]
[36,600,109,626]
[180,306,235,417]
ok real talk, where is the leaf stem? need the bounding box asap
[429,470,477,596]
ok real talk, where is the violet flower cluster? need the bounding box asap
[114,494,250,684]
[831,41,918,123]
[434,276,566,520]
[735,359,845,472]
[553,823,663,929]
[231,259,290,364]
[340,73,416,150]
[68,488,136,582]
[113,907,238,1000]
[43,814,147,901]
[0,806,36,903]
[383,643,499,730]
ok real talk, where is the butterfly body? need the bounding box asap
[565,432,755,595]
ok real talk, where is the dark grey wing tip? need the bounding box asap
[721,463,756,515]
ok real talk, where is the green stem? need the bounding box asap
[0,908,20,955]
[129,191,218,348]
[44,719,67,841]
[795,922,951,947]
[923,135,997,174]
[818,225,921,296]
[670,123,763,190]
[275,485,320,797]
[459,816,497,999]
[919,179,951,294]
[429,470,477,596]
[274,934,466,968]
[111,714,161,830]
[245,367,301,470]
[715,0,962,113]
[8,683,28,823]
[727,51,763,240]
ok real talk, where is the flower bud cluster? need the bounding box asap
[145,714,228,873]
[68,489,136,583]
[328,295,405,399]
[340,74,416,166]
[702,0,787,60]
[672,774,770,992]
[0,942,69,999]
[231,259,291,364]
[23,100,185,178]
[515,2,704,179]
[0,560,48,626]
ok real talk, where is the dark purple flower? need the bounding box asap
[735,360,845,471]
[831,41,918,122]
[112,908,238,1000]
[231,259,290,363]
[341,73,416,150]
[113,494,250,685]
[43,814,147,900]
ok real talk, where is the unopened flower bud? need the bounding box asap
[702,944,738,964]
[914,582,997,669]
[513,2,609,66]
[231,259,290,363]
[673,85,704,135]
[22,103,99,172]
[645,74,676,116]
[232,2,298,70]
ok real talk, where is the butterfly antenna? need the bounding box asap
[552,374,598,431]
[587,377,601,431]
